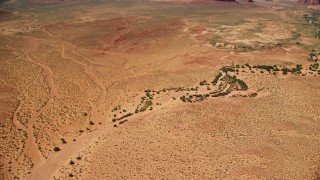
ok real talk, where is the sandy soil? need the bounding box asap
[0,0,320,179]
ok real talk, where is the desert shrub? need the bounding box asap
[310,63,319,70]
[180,96,186,102]
[145,91,153,99]
[76,156,82,160]
[61,138,67,144]
[53,147,61,152]
[281,68,289,75]
[308,52,319,62]
[222,75,237,84]
[113,124,117,127]
[119,119,128,124]
[199,80,208,86]
[211,91,231,97]
[237,79,248,90]
[70,160,75,165]
[118,113,133,120]
[253,65,275,72]
[221,66,235,73]
[89,121,94,125]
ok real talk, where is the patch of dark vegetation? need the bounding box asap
[309,63,319,71]
[111,106,121,112]
[119,119,128,124]
[117,113,133,121]
[281,64,303,75]
[211,90,231,97]
[221,66,235,73]
[212,72,223,85]
[303,12,320,39]
[231,92,258,98]
[199,80,209,86]
[253,65,276,72]
[222,75,248,91]
[61,138,67,144]
[237,79,248,90]
[180,95,186,102]
[112,51,319,128]
[53,147,60,152]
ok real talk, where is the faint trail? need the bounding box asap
[62,44,107,122]
[26,30,108,179]
[22,54,58,179]
[30,81,118,180]
[42,27,57,39]
[12,97,26,131]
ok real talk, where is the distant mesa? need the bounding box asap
[31,0,79,3]
[298,0,320,4]
[154,0,253,3]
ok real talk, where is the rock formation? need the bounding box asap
[298,0,320,4]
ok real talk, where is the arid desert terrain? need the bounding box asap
[0,0,320,179]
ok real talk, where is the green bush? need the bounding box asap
[180,96,186,102]
[253,65,275,72]
[118,113,133,120]
[221,67,235,73]
[237,79,248,90]
[53,147,61,152]
[119,119,128,124]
